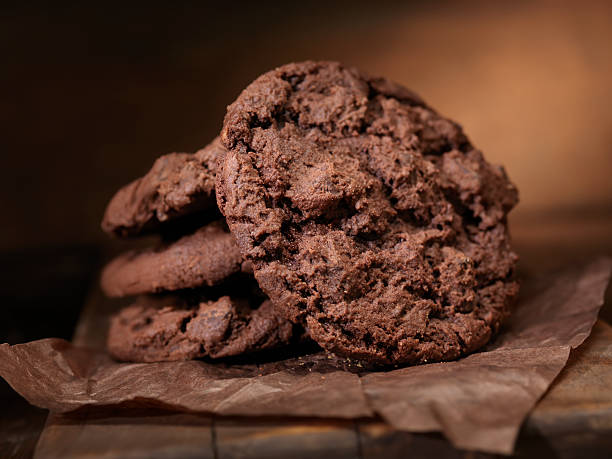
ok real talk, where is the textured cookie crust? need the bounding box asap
[107,294,295,362]
[217,61,519,366]
[102,137,226,237]
[101,221,245,297]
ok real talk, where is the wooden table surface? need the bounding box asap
[2,214,612,459]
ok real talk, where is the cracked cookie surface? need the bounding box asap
[217,61,519,366]
[102,137,226,237]
[107,294,296,362]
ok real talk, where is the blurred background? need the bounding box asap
[2,0,611,253]
[1,2,612,455]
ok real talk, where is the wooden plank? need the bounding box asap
[214,418,360,459]
[35,409,213,459]
[356,422,499,459]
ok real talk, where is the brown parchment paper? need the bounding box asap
[1,257,611,454]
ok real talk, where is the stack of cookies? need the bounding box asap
[101,139,300,362]
[102,61,519,367]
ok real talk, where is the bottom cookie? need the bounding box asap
[107,294,298,362]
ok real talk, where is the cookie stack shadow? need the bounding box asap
[101,138,302,362]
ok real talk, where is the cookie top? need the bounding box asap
[107,294,296,362]
[101,220,246,297]
[102,137,226,237]
[217,61,519,366]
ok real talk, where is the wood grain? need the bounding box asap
[36,410,213,459]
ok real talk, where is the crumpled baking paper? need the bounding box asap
[1,257,610,454]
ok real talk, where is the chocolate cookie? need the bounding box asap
[107,294,296,362]
[102,137,226,237]
[217,61,519,366]
[101,221,246,297]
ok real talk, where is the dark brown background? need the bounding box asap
[2,0,611,252]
